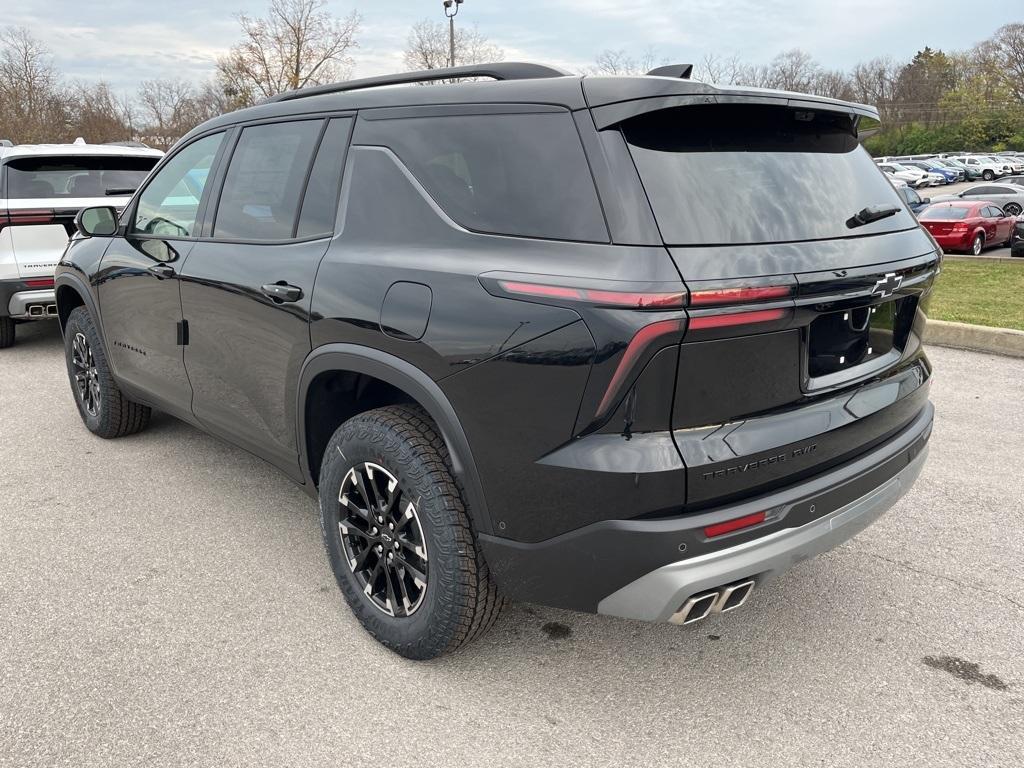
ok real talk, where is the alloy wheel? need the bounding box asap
[71,332,101,417]
[1004,203,1022,217]
[972,235,983,256]
[338,462,428,617]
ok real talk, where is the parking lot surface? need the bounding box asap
[1,322,1022,768]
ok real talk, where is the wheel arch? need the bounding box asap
[297,344,494,536]
[55,274,97,335]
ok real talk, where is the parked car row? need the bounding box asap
[876,152,1024,184]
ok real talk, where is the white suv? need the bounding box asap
[0,139,162,348]
[876,162,933,189]
[949,155,1007,181]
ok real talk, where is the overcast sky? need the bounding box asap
[5,0,1023,93]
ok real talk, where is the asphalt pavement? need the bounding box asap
[1,321,1022,768]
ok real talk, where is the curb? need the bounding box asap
[924,319,1024,359]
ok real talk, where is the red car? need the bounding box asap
[918,201,1015,254]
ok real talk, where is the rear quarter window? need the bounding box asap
[357,110,608,243]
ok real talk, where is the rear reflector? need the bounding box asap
[596,318,685,416]
[498,280,685,309]
[689,285,792,306]
[24,278,55,288]
[688,308,786,330]
[704,511,766,538]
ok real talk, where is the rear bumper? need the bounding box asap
[7,289,57,319]
[599,443,927,622]
[0,279,56,319]
[481,402,933,618]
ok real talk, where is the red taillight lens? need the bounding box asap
[950,223,969,232]
[497,280,685,309]
[2,209,55,227]
[688,308,787,331]
[24,278,54,288]
[689,285,792,306]
[704,511,766,538]
[596,318,685,416]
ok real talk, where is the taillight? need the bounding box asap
[689,308,788,330]
[497,280,685,309]
[0,209,55,230]
[689,285,792,306]
[596,318,685,416]
[951,223,969,232]
[704,511,766,538]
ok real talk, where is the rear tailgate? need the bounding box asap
[605,92,938,507]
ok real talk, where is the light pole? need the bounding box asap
[443,0,464,68]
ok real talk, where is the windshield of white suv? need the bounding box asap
[4,155,158,199]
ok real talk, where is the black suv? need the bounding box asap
[56,63,936,659]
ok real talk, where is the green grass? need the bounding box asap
[929,257,1024,331]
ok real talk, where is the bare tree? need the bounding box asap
[216,0,360,105]
[588,48,665,76]
[0,26,68,143]
[986,23,1024,102]
[695,53,746,85]
[69,82,132,143]
[403,19,503,76]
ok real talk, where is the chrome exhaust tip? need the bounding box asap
[669,591,720,625]
[28,305,43,317]
[714,580,755,614]
[45,304,58,316]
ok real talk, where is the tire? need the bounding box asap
[970,233,984,256]
[1003,202,1022,217]
[983,170,995,181]
[0,316,14,349]
[318,404,504,659]
[63,306,151,438]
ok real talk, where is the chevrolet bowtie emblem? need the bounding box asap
[872,272,902,299]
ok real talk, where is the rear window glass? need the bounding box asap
[919,206,970,220]
[5,155,158,199]
[622,104,916,245]
[362,111,608,242]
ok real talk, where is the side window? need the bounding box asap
[966,186,996,196]
[906,188,921,205]
[296,117,353,239]
[133,133,223,238]
[213,120,323,241]
[361,111,608,242]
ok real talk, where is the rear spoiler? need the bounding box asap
[584,78,880,134]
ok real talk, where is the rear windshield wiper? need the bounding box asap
[846,204,900,229]
[104,187,137,196]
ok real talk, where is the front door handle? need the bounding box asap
[261,282,304,303]
[148,263,176,279]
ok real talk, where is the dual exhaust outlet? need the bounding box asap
[27,303,57,318]
[669,580,755,625]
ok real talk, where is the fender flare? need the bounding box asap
[55,272,107,349]
[296,344,493,536]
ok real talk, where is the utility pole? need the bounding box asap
[443,0,464,68]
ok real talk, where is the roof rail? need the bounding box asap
[266,62,573,104]
[646,64,694,79]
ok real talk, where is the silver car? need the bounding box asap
[931,182,1024,216]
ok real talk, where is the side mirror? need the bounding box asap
[921,198,931,204]
[75,206,118,237]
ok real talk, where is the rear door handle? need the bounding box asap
[147,263,176,279]
[261,283,304,303]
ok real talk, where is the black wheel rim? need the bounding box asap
[71,332,100,417]
[338,462,428,617]
[1006,204,1021,216]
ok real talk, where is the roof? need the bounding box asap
[0,142,163,163]
[180,62,879,145]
